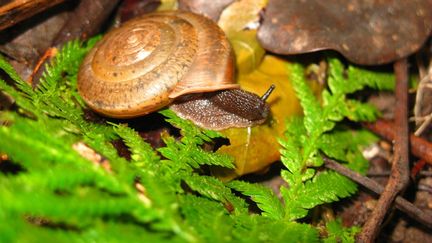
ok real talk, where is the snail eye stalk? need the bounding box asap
[261,84,276,101]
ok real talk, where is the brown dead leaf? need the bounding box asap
[0,4,72,79]
[258,0,432,65]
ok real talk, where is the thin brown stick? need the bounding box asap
[28,47,58,86]
[415,112,432,136]
[414,51,426,126]
[364,120,432,166]
[358,59,410,242]
[414,51,432,128]
[324,157,432,228]
[368,171,432,177]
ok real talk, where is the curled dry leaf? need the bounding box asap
[257,0,432,65]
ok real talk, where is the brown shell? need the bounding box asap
[78,11,239,118]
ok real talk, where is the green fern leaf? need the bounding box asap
[184,175,247,213]
[290,63,332,135]
[282,171,357,220]
[228,180,284,220]
[347,63,395,91]
[0,55,34,96]
[158,110,235,169]
[0,56,37,114]
[344,100,380,121]
[160,109,221,144]
[323,218,360,243]
[233,215,319,243]
[113,124,160,167]
[180,194,233,242]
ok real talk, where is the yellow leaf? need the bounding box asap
[157,0,178,11]
[229,30,265,75]
[218,0,268,34]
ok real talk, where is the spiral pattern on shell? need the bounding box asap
[78,11,238,118]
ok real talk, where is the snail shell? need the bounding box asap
[78,11,239,118]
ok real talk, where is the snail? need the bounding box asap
[78,10,272,130]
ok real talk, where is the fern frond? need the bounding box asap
[0,183,142,221]
[0,56,37,114]
[180,194,233,242]
[228,180,284,220]
[282,171,357,220]
[36,38,99,97]
[233,215,319,243]
[159,110,235,169]
[0,55,34,96]
[113,124,160,167]
[347,62,395,91]
[160,109,222,144]
[323,218,360,243]
[290,63,331,135]
[279,59,390,221]
[0,117,82,170]
[184,175,232,203]
[183,175,247,213]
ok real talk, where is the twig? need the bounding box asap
[368,171,432,177]
[28,47,58,85]
[414,51,432,128]
[411,160,427,179]
[418,183,432,194]
[414,52,426,126]
[358,59,410,242]
[324,157,432,229]
[364,120,432,166]
[415,112,432,136]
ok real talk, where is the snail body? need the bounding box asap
[78,11,270,130]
